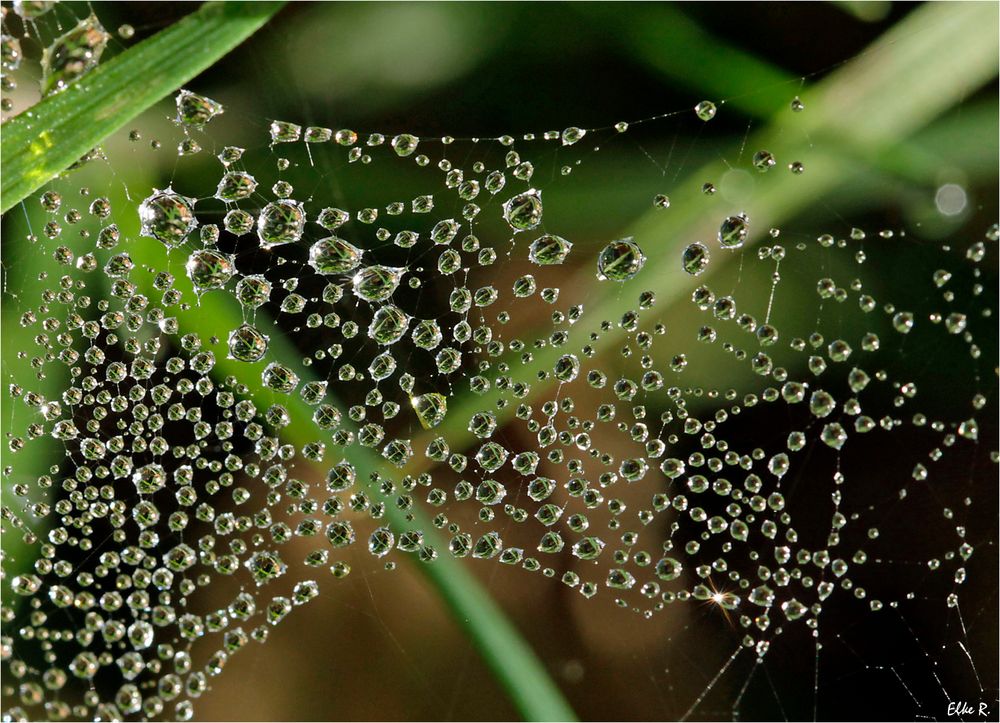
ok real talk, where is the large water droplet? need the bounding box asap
[215,171,257,202]
[718,213,749,249]
[235,274,271,309]
[309,236,363,275]
[597,238,645,281]
[411,393,447,429]
[228,324,269,363]
[262,362,299,393]
[528,234,573,265]
[40,15,109,96]
[367,305,410,345]
[503,189,543,231]
[258,200,306,249]
[561,127,586,146]
[185,249,235,292]
[175,90,224,128]
[391,133,419,157]
[132,463,166,494]
[352,265,403,302]
[138,189,197,247]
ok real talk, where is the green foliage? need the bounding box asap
[0,1,284,213]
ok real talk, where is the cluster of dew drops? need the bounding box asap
[2,4,999,722]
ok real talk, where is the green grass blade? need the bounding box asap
[830,1,892,23]
[0,1,284,214]
[1,210,68,580]
[584,3,994,187]
[127,237,577,722]
[576,3,794,118]
[412,0,999,464]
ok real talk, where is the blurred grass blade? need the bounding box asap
[412,0,999,464]
[0,1,284,214]
[1,210,69,581]
[128,238,577,722]
[831,1,893,23]
[576,3,794,118]
[584,2,993,188]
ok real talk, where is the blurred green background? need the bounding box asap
[1,2,997,720]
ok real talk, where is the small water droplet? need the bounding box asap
[694,100,717,121]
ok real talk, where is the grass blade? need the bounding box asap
[412,0,999,463]
[0,1,284,214]
[576,3,794,118]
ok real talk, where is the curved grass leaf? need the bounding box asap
[409,0,999,465]
[0,1,285,214]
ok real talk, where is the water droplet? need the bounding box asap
[270,120,302,143]
[215,171,257,201]
[175,90,224,128]
[186,249,235,292]
[475,441,509,472]
[718,213,749,249]
[132,462,166,494]
[352,265,403,302]
[235,274,272,309]
[572,537,606,560]
[391,133,419,157]
[258,200,306,249]
[561,127,586,146]
[958,418,979,441]
[944,312,967,334]
[528,234,573,265]
[1,34,21,72]
[694,100,717,121]
[892,312,914,334]
[304,126,332,143]
[228,324,269,362]
[40,15,110,96]
[262,362,299,393]
[821,423,847,450]
[139,189,197,247]
[13,1,55,19]
[597,238,645,281]
[411,393,448,429]
[553,354,581,382]
[246,551,287,585]
[681,243,710,275]
[367,305,410,345]
[369,527,395,557]
[218,145,245,165]
[503,189,543,231]
[309,236,363,275]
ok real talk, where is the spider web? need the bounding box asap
[1,2,997,721]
